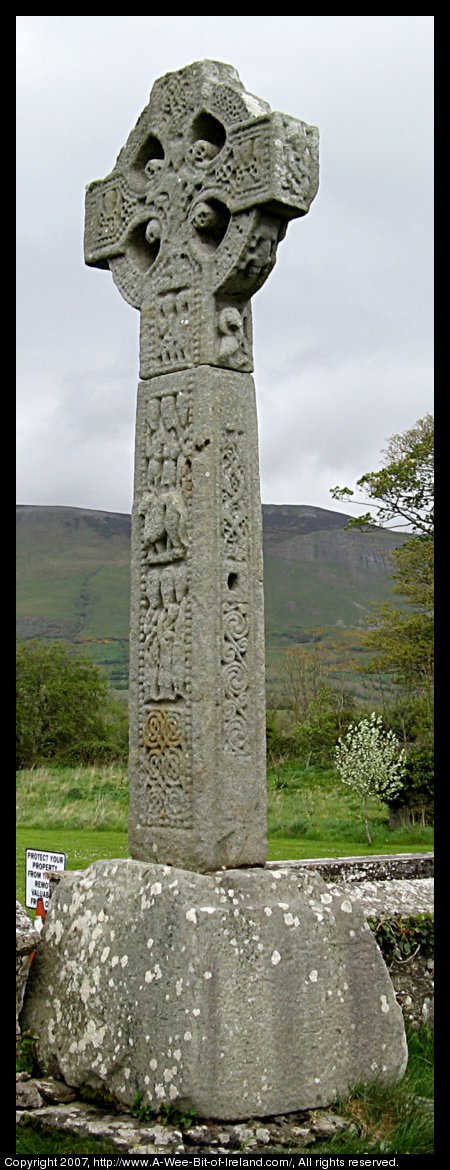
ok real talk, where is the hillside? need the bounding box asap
[16,504,406,690]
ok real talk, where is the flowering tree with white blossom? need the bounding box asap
[334,712,406,844]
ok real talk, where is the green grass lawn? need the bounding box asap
[267,761,433,850]
[16,827,129,908]
[16,761,433,1156]
[16,762,433,908]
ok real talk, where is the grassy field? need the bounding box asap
[16,761,433,906]
[16,761,433,1155]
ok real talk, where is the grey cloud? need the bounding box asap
[16,16,433,516]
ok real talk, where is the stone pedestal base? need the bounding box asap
[22,860,407,1120]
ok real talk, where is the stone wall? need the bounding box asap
[266,852,434,882]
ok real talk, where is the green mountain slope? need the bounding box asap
[16,503,405,690]
[263,505,405,646]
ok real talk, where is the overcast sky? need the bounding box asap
[16,16,433,518]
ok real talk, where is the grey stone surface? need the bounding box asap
[22,859,407,1120]
[84,59,319,375]
[17,1101,184,1153]
[34,1077,78,1103]
[16,1080,44,1110]
[85,60,318,871]
[16,899,38,956]
[74,59,409,1123]
[16,1097,355,1153]
[16,900,39,1054]
[267,853,434,881]
[390,957,434,1031]
[328,878,434,917]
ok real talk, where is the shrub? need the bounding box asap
[16,640,128,768]
[334,712,406,843]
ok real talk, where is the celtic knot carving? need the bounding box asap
[143,706,183,752]
[155,72,193,122]
[279,116,320,205]
[221,433,248,560]
[142,707,192,827]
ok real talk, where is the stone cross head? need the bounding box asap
[84,60,319,377]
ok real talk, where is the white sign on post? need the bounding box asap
[25,848,66,910]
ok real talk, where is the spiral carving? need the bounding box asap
[222,602,249,755]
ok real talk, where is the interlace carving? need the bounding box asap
[279,116,320,205]
[222,432,248,560]
[142,707,191,826]
[214,123,270,200]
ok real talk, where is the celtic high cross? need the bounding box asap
[85,60,319,871]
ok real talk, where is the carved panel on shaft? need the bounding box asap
[136,382,193,828]
[222,601,249,757]
[221,427,251,756]
[138,388,192,563]
[142,706,191,827]
[221,431,248,561]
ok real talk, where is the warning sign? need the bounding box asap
[25,848,66,910]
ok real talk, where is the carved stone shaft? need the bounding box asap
[84,60,319,870]
[129,367,267,869]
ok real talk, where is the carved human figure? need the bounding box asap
[245,219,282,281]
[146,398,162,488]
[172,568,188,695]
[100,186,123,236]
[156,568,178,696]
[145,218,162,246]
[142,392,190,560]
[190,201,227,246]
[143,571,162,698]
[163,488,188,554]
[160,395,179,486]
[217,306,249,366]
[141,486,187,561]
[188,140,219,167]
[234,137,261,182]
[143,564,188,701]
[157,294,190,365]
[175,392,189,432]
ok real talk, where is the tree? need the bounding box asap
[330,414,433,536]
[330,415,434,712]
[364,527,433,709]
[334,713,406,844]
[16,640,113,769]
